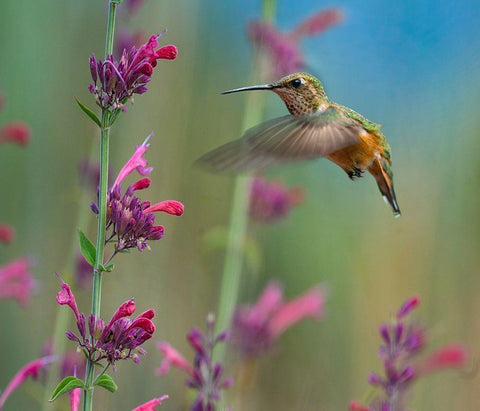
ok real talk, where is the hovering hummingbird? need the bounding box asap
[197,72,401,217]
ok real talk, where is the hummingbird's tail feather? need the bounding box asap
[195,138,276,174]
[369,157,401,218]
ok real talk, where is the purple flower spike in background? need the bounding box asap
[91,135,184,252]
[349,296,468,411]
[89,31,177,111]
[231,281,326,358]
[157,314,232,411]
[57,280,156,370]
[249,177,304,224]
[248,9,343,78]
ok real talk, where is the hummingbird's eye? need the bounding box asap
[289,78,303,89]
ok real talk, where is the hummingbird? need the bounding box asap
[197,72,401,217]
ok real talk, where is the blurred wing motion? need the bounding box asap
[196,107,362,173]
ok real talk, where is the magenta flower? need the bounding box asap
[0,121,31,146]
[57,280,155,369]
[91,135,184,251]
[350,296,468,411]
[0,257,34,306]
[0,356,57,410]
[0,223,15,244]
[248,9,343,78]
[70,385,81,411]
[231,281,326,358]
[89,31,177,111]
[132,395,169,411]
[157,315,232,411]
[249,177,304,224]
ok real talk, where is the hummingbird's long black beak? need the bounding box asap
[221,84,276,95]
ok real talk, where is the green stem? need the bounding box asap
[213,0,277,363]
[83,2,117,410]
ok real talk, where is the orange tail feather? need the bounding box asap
[369,157,401,217]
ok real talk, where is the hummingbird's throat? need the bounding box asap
[273,87,325,116]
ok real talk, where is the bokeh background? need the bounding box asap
[1,0,480,409]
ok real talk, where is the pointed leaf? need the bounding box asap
[49,376,85,402]
[75,98,102,128]
[78,229,96,267]
[95,374,118,393]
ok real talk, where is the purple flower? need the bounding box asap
[0,356,57,409]
[89,32,177,111]
[0,257,35,306]
[91,135,184,252]
[57,280,155,370]
[157,314,232,410]
[249,177,304,224]
[231,281,326,358]
[248,9,343,78]
[350,296,469,411]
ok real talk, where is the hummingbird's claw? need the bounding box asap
[348,167,365,180]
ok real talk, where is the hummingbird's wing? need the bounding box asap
[197,107,362,173]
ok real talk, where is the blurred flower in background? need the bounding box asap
[249,177,304,224]
[132,395,168,411]
[0,356,57,410]
[349,296,468,411]
[231,281,326,358]
[0,223,15,244]
[248,9,343,78]
[0,257,35,307]
[157,314,233,411]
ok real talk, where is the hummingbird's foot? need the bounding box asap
[348,167,365,180]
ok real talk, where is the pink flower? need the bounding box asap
[0,257,34,306]
[249,177,304,224]
[396,295,420,318]
[92,136,184,252]
[143,200,184,216]
[0,356,57,410]
[89,31,177,111]
[0,122,31,146]
[415,344,468,375]
[156,342,193,376]
[0,223,15,244]
[231,281,327,357]
[113,135,153,188]
[58,281,156,369]
[132,395,168,411]
[56,280,81,322]
[248,9,343,78]
[70,386,81,411]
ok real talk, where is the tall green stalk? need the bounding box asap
[213,0,277,362]
[83,2,117,410]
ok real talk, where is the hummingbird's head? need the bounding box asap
[222,73,328,116]
[270,73,328,115]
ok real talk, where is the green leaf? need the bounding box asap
[104,263,115,272]
[95,374,118,393]
[75,97,102,128]
[49,376,84,402]
[78,229,96,267]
